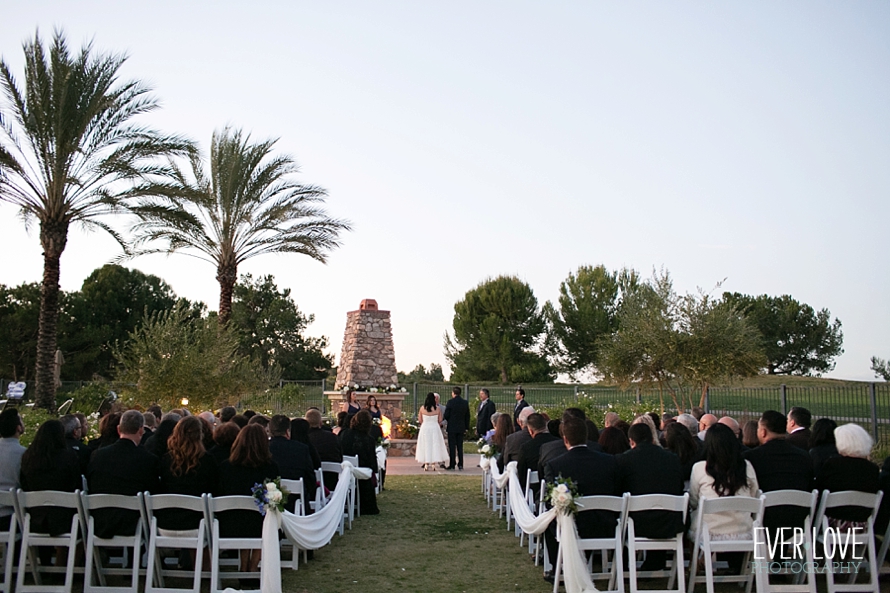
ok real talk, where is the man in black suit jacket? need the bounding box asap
[475,389,496,439]
[306,409,342,492]
[443,386,470,470]
[537,408,602,475]
[543,416,620,576]
[617,423,685,570]
[86,410,160,538]
[513,388,530,432]
[516,413,559,489]
[500,407,534,471]
[745,410,814,532]
[785,407,812,451]
[268,415,317,511]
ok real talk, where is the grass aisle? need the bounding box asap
[284,475,554,593]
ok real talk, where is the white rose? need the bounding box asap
[557,492,569,505]
[482,444,491,454]
[556,483,569,494]
[266,482,278,492]
[269,490,283,504]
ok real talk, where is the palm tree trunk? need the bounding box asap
[216,263,237,326]
[34,220,68,411]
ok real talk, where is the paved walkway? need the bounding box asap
[384,453,484,476]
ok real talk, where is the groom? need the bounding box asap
[443,386,470,470]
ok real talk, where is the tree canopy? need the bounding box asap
[543,264,639,378]
[722,292,843,376]
[445,276,553,384]
[871,357,890,381]
[398,363,446,384]
[230,274,333,380]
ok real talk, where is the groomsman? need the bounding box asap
[444,386,470,470]
[513,387,529,432]
[476,389,496,439]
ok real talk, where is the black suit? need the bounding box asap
[744,438,814,531]
[269,436,317,512]
[444,395,470,469]
[617,443,685,539]
[500,429,532,471]
[538,438,603,476]
[516,432,559,489]
[786,428,811,452]
[543,446,620,567]
[308,427,343,492]
[513,399,530,432]
[476,399,496,439]
[87,438,160,538]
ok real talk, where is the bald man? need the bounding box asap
[697,414,717,441]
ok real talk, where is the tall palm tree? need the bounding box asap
[127,126,350,326]
[0,31,191,410]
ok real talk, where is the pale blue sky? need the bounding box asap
[1,2,888,381]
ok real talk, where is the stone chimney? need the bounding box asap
[335,299,398,389]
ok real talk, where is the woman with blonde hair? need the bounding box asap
[632,413,662,447]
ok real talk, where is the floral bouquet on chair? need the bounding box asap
[476,439,498,458]
[547,476,579,515]
[251,478,290,516]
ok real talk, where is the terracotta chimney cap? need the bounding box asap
[359,299,378,311]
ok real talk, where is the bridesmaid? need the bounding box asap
[366,395,382,421]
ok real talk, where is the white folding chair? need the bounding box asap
[321,462,348,534]
[878,513,890,576]
[309,468,326,512]
[812,490,884,593]
[14,489,83,593]
[553,494,627,593]
[687,495,763,593]
[624,493,689,593]
[142,492,209,593]
[756,490,818,593]
[0,490,19,593]
[278,478,308,570]
[519,470,539,547]
[343,455,360,518]
[205,495,265,593]
[80,492,146,593]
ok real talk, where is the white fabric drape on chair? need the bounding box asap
[223,460,372,593]
[497,461,598,593]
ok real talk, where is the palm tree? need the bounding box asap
[0,31,191,410]
[127,126,350,326]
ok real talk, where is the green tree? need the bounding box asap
[59,264,201,380]
[871,357,890,381]
[0,282,41,381]
[543,264,639,378]
[600,272,764,412]
[397,363,446,384]
[114,304,270,411]
[0,31,191,409]
[723,292,843,376]
[127,127,350,326]
[445,276,553,384]
[230,274,333,380]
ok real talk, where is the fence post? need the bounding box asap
[780,384,787,416]
[869,382,879,444]
[413,382,417,417]
[635,386,641,405]
[704,386,710,414]
[574,385,578,404]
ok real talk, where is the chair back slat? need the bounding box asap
[206,495,258,514]
[625,493,688,514]
[144,492,205,513]
[81,492,144,512]
[761,488,817,510]
[15,490,80,510]
[700,495,763,516]
[576,494,627,514]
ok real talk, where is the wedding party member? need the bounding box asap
[218,424,280,574]
[476,388,496,439]
[340,411,379,515]
[87,410,160,538]
[444,386,470,471]
[415,392,448,471]
[513,388,530,432]
[366,395,382,421]
[343,391,362,422]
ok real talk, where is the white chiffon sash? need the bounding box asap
[500,461,598,593]
[225,460,372,593]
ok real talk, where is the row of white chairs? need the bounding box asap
[0,459,367,593]
[484,466,890,593]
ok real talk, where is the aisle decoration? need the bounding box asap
[251,478,289,516]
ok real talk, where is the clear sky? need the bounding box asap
[2,2,888,381]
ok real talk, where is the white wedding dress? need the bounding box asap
[415,410,448,465]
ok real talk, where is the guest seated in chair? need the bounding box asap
[339,410,379,515]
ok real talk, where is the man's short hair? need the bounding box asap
[759,410,787,435]
[562,407,587,422]
[518,407,536,426]
[561,417,587,446]
[60,414,81,437]
[628,423,653,446]
[248,415,269,428]
[788,407,812,429]
[480,388,490,397]
[305,409,322,428]
[220,406,237,422]
[676,414,699,435]
[0,409,21,438]
[143,412,157,429]
[119,410,144,435]
[526,413,546,433]
[270,415,291,436]
[452,386,461,397]
[147,404,162,421]
[516,388,525,397]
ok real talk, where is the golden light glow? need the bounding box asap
[180,398,189,407]
[381,415,392,439]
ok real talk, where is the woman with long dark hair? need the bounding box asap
[414,392,448,471]
[160,416,220,499]
[664,422,699,480]
[366,395,382,421]
[290,418,321,470]
[493,413,514,471]
[808,418,838,477]
[598,426,630,456]
[342,391,361,422]
[218,424,279,574]
[340,410,380,514]
[688,423,758,540]
[20,420,80,534]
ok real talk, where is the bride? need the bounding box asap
[415,392,449,471]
